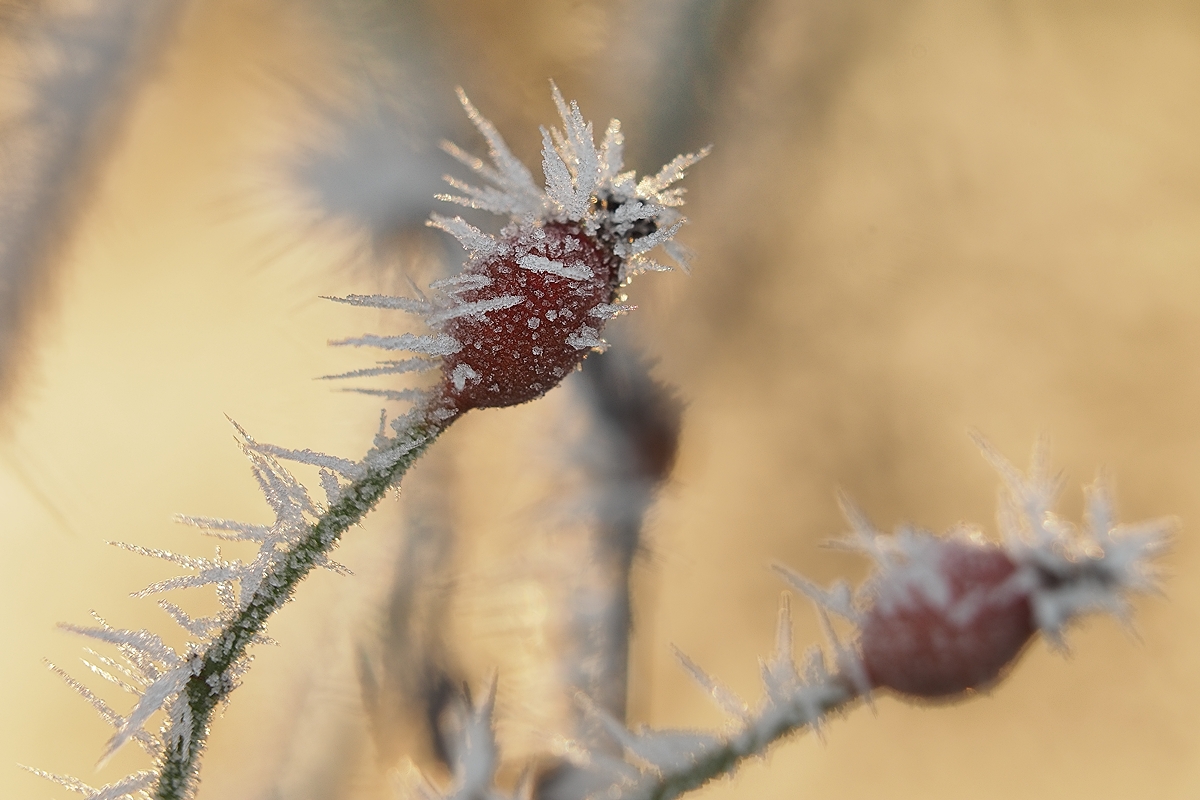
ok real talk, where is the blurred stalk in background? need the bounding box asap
[0,0,190,411]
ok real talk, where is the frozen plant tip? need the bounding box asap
[781,438,1172,699]
[330,84,707,412]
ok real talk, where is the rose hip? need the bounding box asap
[859,538,1035,698]
[438,220,621,411]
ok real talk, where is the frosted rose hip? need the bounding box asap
[328,86,706,415]
[859,538,1034,698]
[438,220,620,411]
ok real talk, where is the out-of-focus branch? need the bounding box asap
[0,0,190,410]
[534,349,682,800]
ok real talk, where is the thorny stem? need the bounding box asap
[152,411,459,800]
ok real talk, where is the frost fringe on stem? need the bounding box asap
[394,440,1168,800]
[36,408,451,800]
[37,87,704,800]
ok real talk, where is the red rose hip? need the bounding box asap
[328,85,706,417]
[859,537,1035,698]
[438,220,621,411]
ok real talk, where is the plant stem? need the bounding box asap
[153,411,459,800]
[647,677,859,800]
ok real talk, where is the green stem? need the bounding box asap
[152,411,458,800]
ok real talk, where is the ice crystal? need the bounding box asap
[22,766,157,800]
[56,616,189,762]
[395,680,519,800]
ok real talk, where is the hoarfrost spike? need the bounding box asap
[78,660,140,697]
[22,767,157,800]
[318,468,344,504]
[663,240,695,273]
[101,663,192,763]
[760,595,801,704]
[775,593,794,659]
[566,326,606,351]
[46,662,158,754]
[129,563,244,599]
[320,358,435,381]
[80,649,145,692]
[517,253,591,280]
[60,623,179,666]
[324,293,433,314]
[341,387,428,403]
[435,181,530,217]
[773,566,860,623]
[627,220,685,258]
[244,441,362,478]
[793,647,836,738]
[173,515,272,542]
[107,542,245,596]
[635,146,711,199]
[813,608,872,701]
[330,332,462,356]
[429,273,491,293]
[440,139,496,182]
[597,118,624,181]
[456,88,538,195]
[440,87,543,217]
[588,303,635,320]
[158,599,222,637]
[625,260,674,276]
[611,199,658,224]
[425,295,527,325]
[427,214,499,257]
[545,81,599,218]
[830,492,887,557]
[672,645,749,720]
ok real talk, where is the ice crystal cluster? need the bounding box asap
[330,85,706,414]
[32,419,436,800]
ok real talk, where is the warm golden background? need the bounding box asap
[3,1,1199,798]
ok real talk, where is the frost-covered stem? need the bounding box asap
[152,410,458,800]
[644,678,859,800]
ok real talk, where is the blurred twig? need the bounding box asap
[0,0,190,411]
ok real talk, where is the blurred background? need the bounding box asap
[2,0,1199,798]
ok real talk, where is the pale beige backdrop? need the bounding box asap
[3,1,1199,799]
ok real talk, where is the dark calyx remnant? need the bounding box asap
[595,192,658,243]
